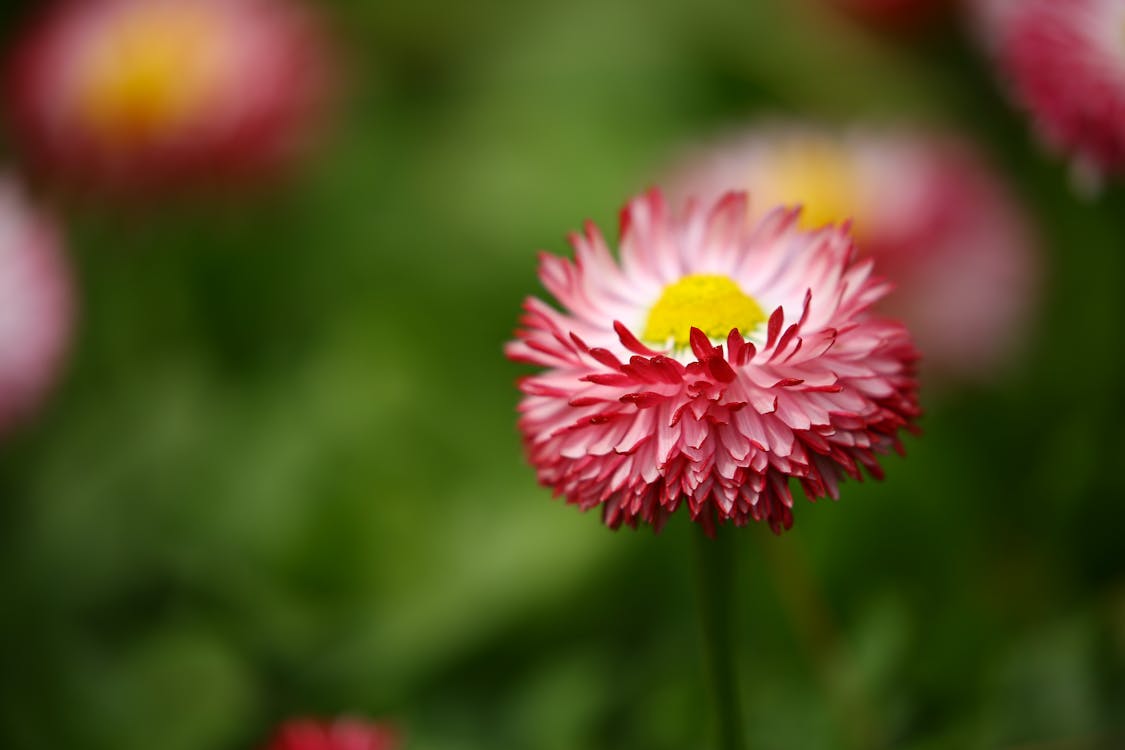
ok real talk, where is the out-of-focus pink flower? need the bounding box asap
[3,0,335,197]
[263,718,398,750]
[506,190,920,534]
[665,125,1039,382]
[0,176,72,435]
[974,0,1125,182]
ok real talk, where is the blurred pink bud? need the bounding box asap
[0,175,73,434]
[663,124,1040,384]
[263,717,399,750]
[3,0,336,198]
[973,0,1125,185]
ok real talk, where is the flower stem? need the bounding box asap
[693,522,746,750]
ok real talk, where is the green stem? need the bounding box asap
[693,522,746,750]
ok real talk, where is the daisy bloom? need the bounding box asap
[506,190,920,534]
[974,0,1125,181]
[263,717,398,750]
[0,175,73,435]
[3,0,334,197]
[665,125,1039,381]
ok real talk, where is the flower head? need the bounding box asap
[0,175,73,435]
[263,718,398,750]
[4,0,334,197]
[976,0,1125,180]
[506,191,920,534]
[665,125,1039,381]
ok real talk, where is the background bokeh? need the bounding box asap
[2,1,1124,748]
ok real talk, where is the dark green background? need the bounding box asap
[1,1,1123,748]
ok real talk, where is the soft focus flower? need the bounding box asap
[264,718,398,750]
[974,0,1125,181]
[4,0,334,197]
[506,190,920,534]
[665,125,1039,381]
[0,175,72,435]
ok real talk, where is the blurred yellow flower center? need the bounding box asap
[76,6,224,141]
[643,274,766,348]
[767,140,856,232]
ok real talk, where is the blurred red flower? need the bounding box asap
[3,0,336,198]
[264,718,398,750]
[975,0,1125,184]
[0,175,72,435]
[664,124,1040,383]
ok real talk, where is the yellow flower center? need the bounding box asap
[75,6,226,142]
[642,274,766,348]
[765,139,857,233]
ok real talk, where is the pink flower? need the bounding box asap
[263,718,398,750]
[506,191,920,534]
[665,125,1039,381]
[976,0,1125,180]
[0,176,73,435]
[3,0,334,197]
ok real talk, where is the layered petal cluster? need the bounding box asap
[665,125,1039,381]
[264,718,398,750]
[0,176,73,434]
[506,191,920,534]
[974,0,1125,180]
[3,0,334,197]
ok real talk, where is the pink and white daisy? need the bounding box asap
[263,718,398,750]
[665,125,1039,381]
[0,175,73,435]
[3,0,334,197]
[506,190,920,534]
[974,0,1125,180]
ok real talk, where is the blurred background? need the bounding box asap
[1,0,1124,748]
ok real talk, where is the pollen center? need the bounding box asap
[767,140,856,232]
[75,7,226,141]
[642,274,766,348]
